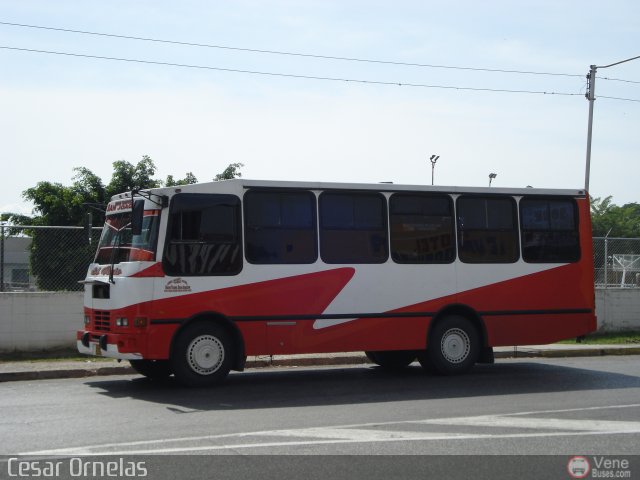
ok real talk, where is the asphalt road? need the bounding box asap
[1,356,639,478]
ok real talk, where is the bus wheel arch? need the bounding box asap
[169,313,246,387]
[419,305,487,375]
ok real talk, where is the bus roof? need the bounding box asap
[110,178,587,203]
[237,179,586,197]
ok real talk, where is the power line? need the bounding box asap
[7,21,638,85]
[0,20,585,79]
[600,76,640,85]
[0,45,584,97]
[598,95,640,103]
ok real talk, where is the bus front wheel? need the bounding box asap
[418,315,480,375]
[171,322,232,387]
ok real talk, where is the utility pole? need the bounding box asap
[584,65,596,192]
[584,55,640,192]
[0,223,4,292]
[430,154,440,185]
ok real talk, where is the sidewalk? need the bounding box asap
[1,344,639,383]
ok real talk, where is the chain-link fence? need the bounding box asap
[2,226,640,291]
[0,225,102,292]
[593,237,640,288]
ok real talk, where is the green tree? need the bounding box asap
[591,196,640,237]
[22,158,246,290]
[21,174,98,290]
[0,213,33,227]
[23,181,87,226]
[165,172,198,187]
[23,156,159,290]
[214,162,244,181]
[107,155,161,198]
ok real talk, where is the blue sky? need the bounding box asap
[1,0,639,216]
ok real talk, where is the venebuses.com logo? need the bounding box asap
[568,456,632,479]
[567,456,590,478]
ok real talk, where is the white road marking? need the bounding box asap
[416,416,640,432]
[25,430,640,456]
[252,427,468,441]
[19,403,640,456]
[496,403,640,417]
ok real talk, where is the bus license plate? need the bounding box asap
[93,343,102,356]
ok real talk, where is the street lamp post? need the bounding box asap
[584,54,640,192]
[489,173,497,187]
[430,155,440,185]
[0,219,5,292]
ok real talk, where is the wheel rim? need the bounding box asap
[440,328,471,364]
[186,335,224,375]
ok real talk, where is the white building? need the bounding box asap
[1,236,35,291]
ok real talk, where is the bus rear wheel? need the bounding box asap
[365,350,416,369]
[129,359,172,380]
[170,322,232,387]
[418,315,479,375]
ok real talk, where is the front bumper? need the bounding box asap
[76,331,143,360]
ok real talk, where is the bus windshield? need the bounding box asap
[94,210,160,264]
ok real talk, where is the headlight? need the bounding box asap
[115,318,129,327]
[84,315,90,326]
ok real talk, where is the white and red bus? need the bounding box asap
[77,179,596,386]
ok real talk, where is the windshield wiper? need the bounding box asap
[107,223,131,284]
[107,230,121,284]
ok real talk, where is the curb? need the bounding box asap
[495,346,640,359]
[1,348,638,383]
[0,365,134,383]
[247,355,372,369]
[540,346,640,358]
[0,356,373,383]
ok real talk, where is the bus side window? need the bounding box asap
[244,190,317,264]
[319,192,388,264]
[389,193,455,264]
[520,197,580,263]
[163,194,242,276]
[457,196,519,263]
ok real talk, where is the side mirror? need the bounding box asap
[131,199,144,235]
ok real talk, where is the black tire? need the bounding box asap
[170,322,233,387]
[365,350,416,369]
[129,359,172,380]
[418,315,480,375]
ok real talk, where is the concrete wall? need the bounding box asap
[0,289,638,352]
[596,288,640,332]
[0,292,83,352]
